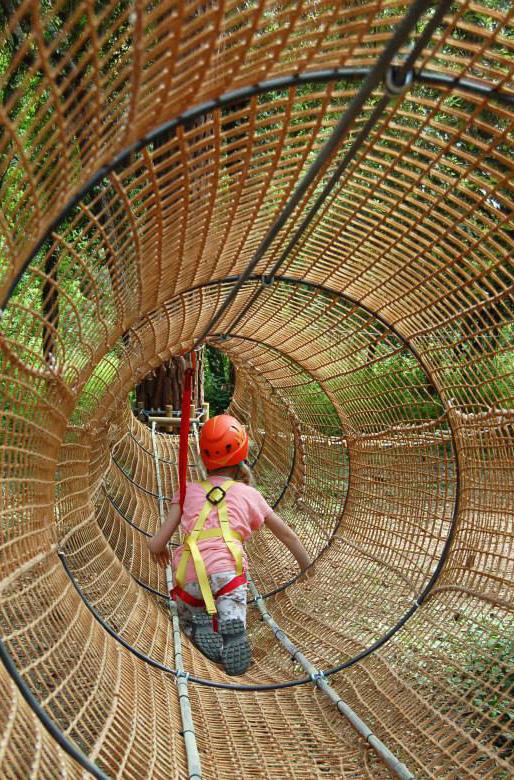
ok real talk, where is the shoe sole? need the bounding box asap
[192,615,222,663]
[220,619,252,676]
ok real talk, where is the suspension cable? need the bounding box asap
[151,422,202,780]
[0,632,111,779]
[190,0,450,349]
[247,575,414,780]
[110,454,173,500]
[218,0,453,336]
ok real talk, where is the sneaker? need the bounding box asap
[191,613,222,663]
[219,618,252,676]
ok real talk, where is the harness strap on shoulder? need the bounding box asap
[175,479,241,615]
[217,496,244,578]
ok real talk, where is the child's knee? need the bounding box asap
[216,595,247,626]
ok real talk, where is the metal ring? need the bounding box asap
[384,65,414,96]
[206,486,226,505]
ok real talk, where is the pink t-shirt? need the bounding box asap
[171,477,273,583]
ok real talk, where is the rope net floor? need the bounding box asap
[0,1,513,778]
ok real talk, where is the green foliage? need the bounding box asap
[1,3,513,430]
[447,629,514,762]
[70,347,121,424]
[454,635,513,724]
[204,346,234,415]
[399,613,514,764]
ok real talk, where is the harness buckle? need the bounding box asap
[206,485,226,505]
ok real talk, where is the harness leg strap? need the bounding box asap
[172,573,247,607]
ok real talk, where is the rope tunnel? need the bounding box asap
[0,1,513,777]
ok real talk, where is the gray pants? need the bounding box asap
[175,570,247,637]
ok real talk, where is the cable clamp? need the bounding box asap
[176,670,190,683]
[384,65,413,97]
[310,670,325,683]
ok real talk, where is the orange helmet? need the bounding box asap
[199,414,249,470]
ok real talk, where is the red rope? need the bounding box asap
[178,353,196,512]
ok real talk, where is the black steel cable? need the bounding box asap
[75,282,460,690]
[190,0,450,349]
[111,455,173,500]
[132,576,170,600]
[3,53,510,310]
[101,485,179,548]
[0,637,112,779]
[127,429,178,465]
[59,261,462,690]
[101,485,152,537]
[222,0,453,336]
[417,68,514,105]
[270,431,296,510]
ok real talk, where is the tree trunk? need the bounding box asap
[135,348,204,414]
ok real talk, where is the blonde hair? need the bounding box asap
[207,461,255,486]
[236,461,255,486]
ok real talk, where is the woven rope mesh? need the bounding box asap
[0,1,513,778]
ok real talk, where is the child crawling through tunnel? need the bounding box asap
[148,414,310,676]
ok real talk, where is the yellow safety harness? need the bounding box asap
[174,479,244,615]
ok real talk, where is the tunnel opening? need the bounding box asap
[0,274,458,693]
[0,2,513,779]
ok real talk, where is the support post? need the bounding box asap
[165,404,174,433]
